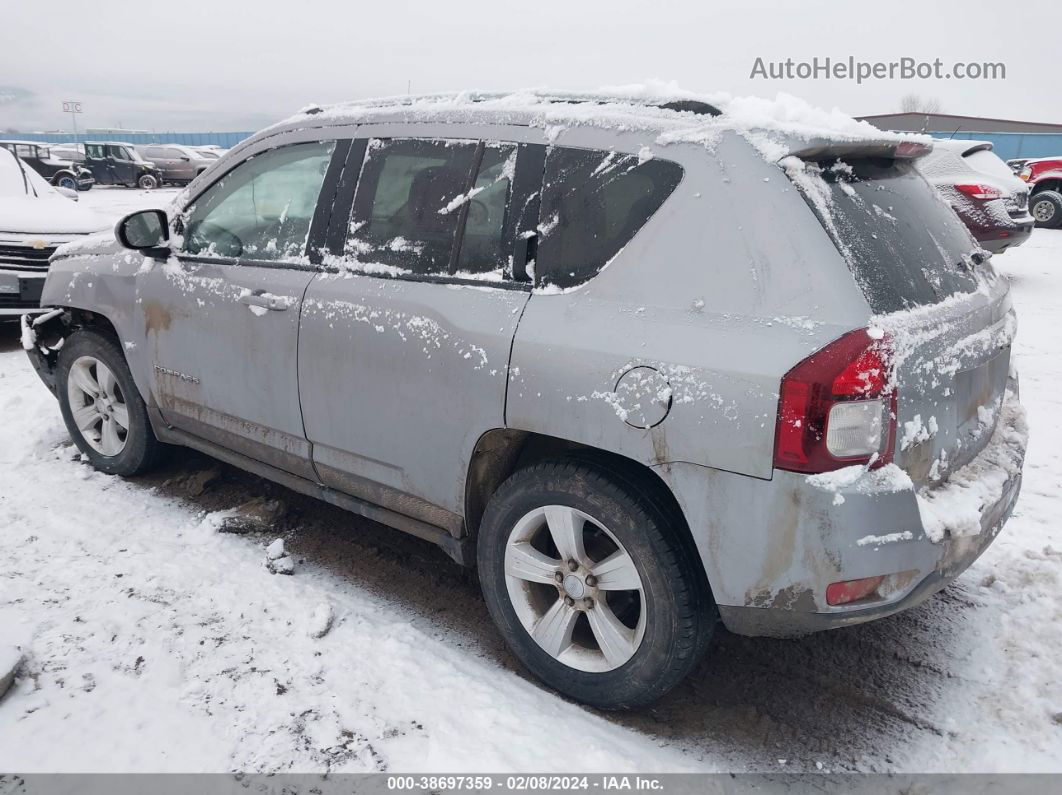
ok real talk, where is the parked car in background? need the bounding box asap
[135,144,216,185]
[191,145,227,157]
[21,93,1025,708]
[918,139,1034,254]
[0,141,95,191]
[81,142,162,189]
[1013,156,1062,229]
[0,148,107,319]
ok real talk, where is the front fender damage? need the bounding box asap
[20,309,71,396]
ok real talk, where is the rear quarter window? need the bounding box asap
[536,148,683,290]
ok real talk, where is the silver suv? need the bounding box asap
[135,143,215,185]
[22,92,1026,709]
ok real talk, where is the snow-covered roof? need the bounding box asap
[263,84,928,163]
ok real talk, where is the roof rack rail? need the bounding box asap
[312,91,724,118]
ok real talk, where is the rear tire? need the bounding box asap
[56,328,164,476]
[477,459,715,709]
[54,174,77,191]
[1031,190,1062,228]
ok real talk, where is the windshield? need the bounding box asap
[785,156,981,313]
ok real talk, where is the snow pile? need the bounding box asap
[806,462,914,506]
[0,646,22,699]
[266,538,295,575]
[916,390,1027,542]
[308,603,334,639]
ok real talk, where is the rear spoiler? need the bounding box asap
[786,139,932,162]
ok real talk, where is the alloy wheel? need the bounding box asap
[66,355,129,457]
[504,505,646,672]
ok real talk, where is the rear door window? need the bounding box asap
[346,138,478,275]
[454,143,517,278]
[785,156,979,313]
[536,148,683,289]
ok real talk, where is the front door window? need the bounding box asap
[181,141,335,261]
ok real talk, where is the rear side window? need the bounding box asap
[786,157,979,313]
[455,143,517,277]
[536,148,683,289]
[347,138,477,275]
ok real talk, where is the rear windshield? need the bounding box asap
[786,156,979,313]
[964,148,1016,181]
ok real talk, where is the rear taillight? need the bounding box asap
[774,329,897,474]
[955,183,1002,200]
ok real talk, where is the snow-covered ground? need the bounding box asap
[0,187,1059,773]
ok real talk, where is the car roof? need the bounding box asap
[247,88,925,167]
[0,140,48,147]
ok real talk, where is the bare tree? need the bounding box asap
[900,94,943,114]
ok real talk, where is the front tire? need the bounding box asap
[54,174,78,191]
[1031,190,1062,228]
[477,459,715,709]
[56,328,164,476]
[138,174,159,190]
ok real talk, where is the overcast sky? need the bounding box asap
[2,0,1058,134]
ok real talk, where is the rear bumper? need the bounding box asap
[659,390,1027,638]
[976,221,1034,253]
[718,467,1022,636]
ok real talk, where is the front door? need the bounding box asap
[136,138,340,480]
[298,136,543,527]
[106,145,137,185]
[83,144,111,185]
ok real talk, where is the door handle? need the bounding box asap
[238,289,292,311]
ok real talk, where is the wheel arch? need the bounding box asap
[1032,179,1062,194]
[50,169,77,185]
[464,428,713,595]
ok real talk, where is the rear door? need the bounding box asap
[84,144,111,184]
[298,135,543,528]
[136,138,343,480]
[144,146,175,180]
[105,145,136,184]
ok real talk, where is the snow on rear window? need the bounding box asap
[783,155,982,313]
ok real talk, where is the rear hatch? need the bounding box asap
[784,146,1015,488]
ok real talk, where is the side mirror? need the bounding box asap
[180,156,190,161]
[116,209,170,259]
